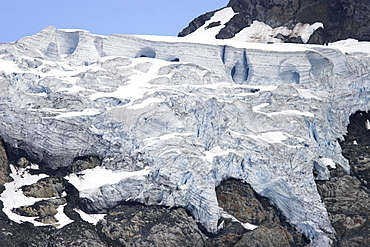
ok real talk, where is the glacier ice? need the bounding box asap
[0,26,370,246]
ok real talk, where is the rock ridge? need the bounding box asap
[179,0,370,44]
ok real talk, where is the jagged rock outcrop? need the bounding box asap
[22,177,65,198]
[340,111,370,192]
[206,179,309,246]
[71,156,102,173]
[314,111,370,246]
[179,0,370,44]
[0,202,106,247]
[15,198,67,224]
[316,169,370,246]
[97,203,207,246]
[0,139,11,186]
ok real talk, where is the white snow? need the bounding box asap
[0,59,24,73]
[233,21,291,43]
[202,146,235,163]
[220,208,258,230]
[186,7,237,39]
[74,208,105,225]
[89,58,169,109]
[252,103,313,118]
[233,21,323,44]
[48,108,101,119]
[319,158,336,169]
[247,131,288,144]
[0,165,73,228]
[54,204,74,228]
[126,97,166,110]
[269,110,314,118]
[329,39,370,56]
[291,22,324,43]
[252,103,270,113]
[0,165,48,226]
[366,119,370,130]
[66,166,150,198]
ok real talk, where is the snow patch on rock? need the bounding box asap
[186,7,237,39]
[233,21,324,43]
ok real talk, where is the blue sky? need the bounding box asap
[0,0,228,43]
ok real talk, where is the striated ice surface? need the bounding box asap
[1,26,370,246]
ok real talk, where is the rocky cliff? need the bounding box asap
[0,27,369,246]
[179,0,370,44]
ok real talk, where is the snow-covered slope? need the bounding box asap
[0,26,370,246]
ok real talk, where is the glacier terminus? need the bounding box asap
[0,26,370,246]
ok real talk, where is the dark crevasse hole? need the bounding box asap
[279,70,300,84]
[231,64,237,81]
[312,128,318,142]
[170,58,180,62]
[136,47,156,58]
[306,120,319,143]
[243,50,249,82]
[230,50,250,84]
[221,45,227,64]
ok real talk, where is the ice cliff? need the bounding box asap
[0,26,370,246]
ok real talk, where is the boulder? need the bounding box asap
[22,177,66,198]
[14,198,67,218]
[71,156,102,173]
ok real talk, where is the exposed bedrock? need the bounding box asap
[179,0,370,44]
[21,177,66,198]
[96,203,207,247]
[315,111,370,246]
[206,179,309,246]
[0,28,370,246]
[0,138,12,187]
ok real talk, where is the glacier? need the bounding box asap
[0,26,370,246]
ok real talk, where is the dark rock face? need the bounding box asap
[206,179,309,246]
[97,203,207,247]
[71,156,102,173]
[0,204,106,247]
[315,111,370,246]
[341,111,370,192]
[178,9,219,37]
[0,139,12,186]
[22,177,65,198]
[179,0,370,44]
